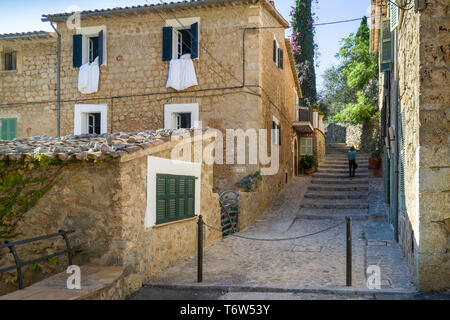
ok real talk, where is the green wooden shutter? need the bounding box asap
[156,174,196,224]
[0,118,17,141]
[383,145,390,204]
[380,19,392,72]
[399,111,406,212]
[162,26,173,62]
[278,124,282,146]
[190,22,199,59]
[273,40,277,63]
[98,30,104,65]
[278,48,284,69]
[73,34,83,68]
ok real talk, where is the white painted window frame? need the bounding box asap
[74,104,108,135]
[79,25,107,66]
[165,17,200,60]
[145,156,202,228]
[272,116,280,146]
[164,103,200,129]
[300,137,313,156]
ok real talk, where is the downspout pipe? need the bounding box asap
[49,21,61,137]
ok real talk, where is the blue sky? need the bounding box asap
[0,0,370,90]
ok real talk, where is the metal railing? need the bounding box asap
[0,230,80,290]
[299,107,313,123]
[197,215,354,287]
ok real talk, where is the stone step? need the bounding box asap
[311,179,369,185]
[304,192,369,200]
[296,210,369,221]
[312,174,369,179]
[298,208,367,216]
[300,200,369,210]
[308,185,369,192]
[317,169,369,174]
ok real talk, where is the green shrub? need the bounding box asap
[333,92,377,125]
[299,155,315,170]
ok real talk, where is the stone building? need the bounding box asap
[0,130,223,297]
[0,0,304,195]
[370,0,449,291]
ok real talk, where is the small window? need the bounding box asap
[88,113,101,135]
[4,52,16,71]
[176,113,192,129]
[300,137,313,156]
[73,27,105,67]
[163,19,199,61]
[156,174,196,225]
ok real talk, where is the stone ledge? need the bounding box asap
[0,265,124,300]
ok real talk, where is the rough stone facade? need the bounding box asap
[0,131,221,297]
[0,0,301,195]
[0,34,58,137]
[372,0,449,291]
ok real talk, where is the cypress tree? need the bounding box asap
[290,0,318,107]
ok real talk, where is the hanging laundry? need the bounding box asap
[78,57,100,94]
[166,54,198,91]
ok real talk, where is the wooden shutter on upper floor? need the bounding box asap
[278,124,282,146]
[380,19,393,72]
[73,34,83,68]
[162,26,173,61]
[98,30,104,65]
[190,22,199,59]
[278,48,284,69]
[273,40,277,63]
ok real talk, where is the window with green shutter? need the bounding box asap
[0,118,17,141]
[156,174,196,224]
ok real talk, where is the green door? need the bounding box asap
[0,118,17,140]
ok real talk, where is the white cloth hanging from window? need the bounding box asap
[166,54,198,91]
[78,57,99,94]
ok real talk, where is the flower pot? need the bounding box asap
[369,158,381,170]
[304,168,313,175]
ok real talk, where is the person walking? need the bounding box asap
[348,146,358,177]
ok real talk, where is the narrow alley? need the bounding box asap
[135,143,417,298]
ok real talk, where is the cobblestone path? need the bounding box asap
[144,143,416,293]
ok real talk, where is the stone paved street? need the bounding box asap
[137,144,417,297]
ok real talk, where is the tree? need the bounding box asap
[291,0,318,107]
[320,65,358,119]
[338,16,378,91]
[332,16,379,125]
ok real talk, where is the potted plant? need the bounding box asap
[299,155,315,175]
[369,140,382,170]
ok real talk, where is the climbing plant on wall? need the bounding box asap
[0,155,63,239]
[290,0,319,107]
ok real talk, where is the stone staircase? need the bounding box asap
[298,143,371,220]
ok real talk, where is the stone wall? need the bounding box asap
[1,1,298,193]
[415,0,449,291]
[314,128,325,165]
[377,0,449,291]
[0,137,221,297]
[0,36,58,137]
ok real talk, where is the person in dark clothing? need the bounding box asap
[348,146,357,177]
